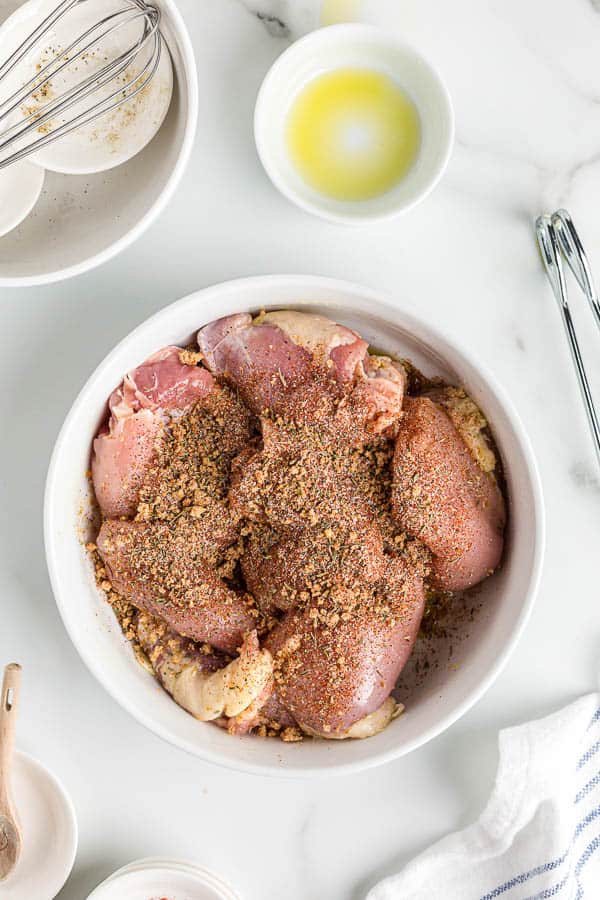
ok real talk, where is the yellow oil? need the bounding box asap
[286,67,420,202]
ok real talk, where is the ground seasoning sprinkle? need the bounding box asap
[88,338,501,742]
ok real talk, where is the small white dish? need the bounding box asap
[87,857,241,899]
[0,0,173,175]
[254,24,454,224]
[0,0,197,286]
[0,160,44,237]
[2,750,77,900]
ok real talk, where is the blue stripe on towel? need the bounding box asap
[479,857,568,900]
[575,833,600,875]
[521,834,600,900]
[521,872,570,900]
[573,833,600,900]
[575,805,600,838]
[575,770,600,805]
[577,738,600,771]
[587,707,600,730]
[479,709,600,900]
[479,806,600,900]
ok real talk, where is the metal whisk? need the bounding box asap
[0,0,161,169]
[536,209,600,467]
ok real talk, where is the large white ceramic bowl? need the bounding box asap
[44,275,545,777]
[0,0,197,286]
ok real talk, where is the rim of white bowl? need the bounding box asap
[0,0,199,288]
[0,161,45,238]
[254,23,455,225]
[89,857,241,899]
[44,274,545,777]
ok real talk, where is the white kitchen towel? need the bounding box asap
[368,693,600,900]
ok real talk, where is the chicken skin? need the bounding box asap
[136,614,273,732]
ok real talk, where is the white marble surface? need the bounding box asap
[1,1,600,898]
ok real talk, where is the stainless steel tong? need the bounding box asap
[535,209,600,466]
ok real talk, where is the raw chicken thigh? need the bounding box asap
[97,518,258,654]
[92,346,215,517]
[197,310,405,436]
[391,395,505,591]
[232,416,386,615]
[265,558,425,737]
[198,310,367,394]
[241,520,384,614]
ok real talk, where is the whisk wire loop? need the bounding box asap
[0,0,161,169]
[0,5,156,121]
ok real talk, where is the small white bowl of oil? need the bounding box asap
[254,23,454,224]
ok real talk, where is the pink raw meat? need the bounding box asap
[197,310,405,433]
[92,347,215,517]
[356,354,407,434]
[197,310,366,412]
[264,557,425,737]
[391,396,506,591]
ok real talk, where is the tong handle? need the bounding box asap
[536,213,600,467]
[552,209,600,332]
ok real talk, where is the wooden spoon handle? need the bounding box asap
[0,665,21,809]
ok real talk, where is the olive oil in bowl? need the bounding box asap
[286,68,420,202]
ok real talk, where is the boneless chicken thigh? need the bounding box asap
[264,557,426,737]
[241,520,385,614]
[197,310,405,435]
[231,415,387,612]
[97,518,257,654]
[92,346,216,517]
[197,310,366,401]
[391,396,506,591]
